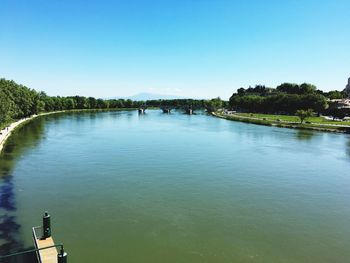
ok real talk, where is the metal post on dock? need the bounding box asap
[58,247,68,263]
[43,211,51,239]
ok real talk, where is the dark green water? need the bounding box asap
[1,110,350,263]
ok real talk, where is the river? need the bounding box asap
[0,110,349,262]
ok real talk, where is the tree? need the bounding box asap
[229,82,328,115]
[204,97,223,113]
[0,90,13,126]
[35,100,46,113]
[276,83,300,94]
[299,83,316,94]
[65,98,76,110]
[43,96,55,111]
[237,87,245,95]
[327,107,346,120]
[96,99,107,109]
[325,90,347,100]
[88,97,97,109]
[75,96,88,109]
[124,99,134,108]
[296,109,314,123]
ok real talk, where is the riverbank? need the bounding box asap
[0,108,140,154]
[212,112,350,133]
[0,111,64,153]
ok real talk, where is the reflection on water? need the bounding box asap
[347,139,350,158]
[0,176,15,211]
[295,130,315,141]
[0,117,45,261]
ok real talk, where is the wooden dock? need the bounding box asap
[34,236,58,263]
[32,223,61,263]
[30,213,67,263]
[0,212,66,263]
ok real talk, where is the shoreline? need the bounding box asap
[0,111,65,153]
[3,109,347,154]
[212,112,350,134]
[0,108,139,154]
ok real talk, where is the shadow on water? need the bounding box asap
[0,117,46,262]
[346,139,350,159]
[295,130,315,141]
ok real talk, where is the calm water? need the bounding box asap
[1,110,350,263]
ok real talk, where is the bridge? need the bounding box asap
[160,106,175,113]
[138,105,147,114]
[138,105,198,115]
[184,105,194,115]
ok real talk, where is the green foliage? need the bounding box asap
[295,109,314,123]
[216,112,350,133]
[204,97,223,113]
[235,112,350,126]
[146,99,206,109]
[0,89,13,127]
[229,83,328,115]
[0,78,217,129]
[0,78,141,128]
[323,90,347,99]
[325,102,349,120]
[276,83,316,94]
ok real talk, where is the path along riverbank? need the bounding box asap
[0,111,65,153]
[212,112,350,134]
[0,108,138,154]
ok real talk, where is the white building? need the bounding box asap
[330,98,350,108]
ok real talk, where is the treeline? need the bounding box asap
[146,97,228,112]
[229,83,347,115]
[0,78,223,129]
[3,77,347,129]
[0,78,144,128]
[146,99,205,108]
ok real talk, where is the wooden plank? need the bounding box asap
[35,237,57,263]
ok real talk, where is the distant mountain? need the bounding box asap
[111,92,187,101]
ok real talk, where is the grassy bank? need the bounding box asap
[0,121,12,131]
[0,111,63,153]
[213,112,350,133]
[234,113,350,126]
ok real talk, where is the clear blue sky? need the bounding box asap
[1,0,349,99]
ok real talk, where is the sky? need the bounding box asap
[1,0,350,99]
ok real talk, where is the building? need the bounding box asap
[330,98,350,109]
[328,78,350,109]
